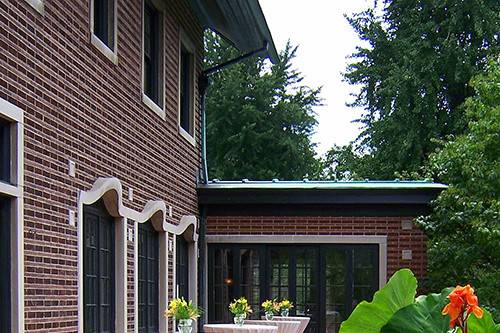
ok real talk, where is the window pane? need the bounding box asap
[176,235,189,300]
[93,0,114,49]
[83,201,115,333]
[143,2,160,104]
[138,222,159,333]
[0,118,10,183]
[180,47,192,133]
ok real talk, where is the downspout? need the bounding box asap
[198,42,270,331]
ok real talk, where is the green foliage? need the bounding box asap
[341,269,499,333]
[205,32,322,180]
[339,269,417,333]
[325,0,500,179]
[418,59,500,320]
[380,288,453,333]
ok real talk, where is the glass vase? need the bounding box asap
[265,311,274,321]
[178,319,193,333]
[280,308,289,317]
[234,313,246,326]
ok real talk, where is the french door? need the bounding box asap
[208,244,379,333]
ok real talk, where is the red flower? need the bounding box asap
[442,285,484,330]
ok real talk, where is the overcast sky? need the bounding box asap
[260,0,372,156]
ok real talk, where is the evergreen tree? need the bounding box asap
[205,33,322,180]
[325,0,500,179]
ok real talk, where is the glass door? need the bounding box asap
[268,247,320,333]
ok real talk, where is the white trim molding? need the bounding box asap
[25,0,44,15]
[206,234,388,289]
[0,97,24,333]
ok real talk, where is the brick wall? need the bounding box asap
[1,0,203,331]
[206,215,427,282]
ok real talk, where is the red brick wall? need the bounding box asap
[1,0,202,331]
[206,216,427,282]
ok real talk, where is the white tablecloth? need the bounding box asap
[245,320,301,333]
[272,317,310,333]
[204,324,278,333]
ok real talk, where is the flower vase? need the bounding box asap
[234,313,246,326]
[178,319,193,333]
[280,308,289,317]
[265,311,274,321]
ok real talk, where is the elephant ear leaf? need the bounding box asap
[380,287,453,333]
[466,309,500,333]
[339,269,417,333]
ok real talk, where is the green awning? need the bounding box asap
[188,0,279,63]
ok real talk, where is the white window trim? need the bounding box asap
[141,0,166,120]
[204,234,388,321]
[0,98,24,333]
[89,0,118,64]
[178,29,197,146]
[25,0,44,15]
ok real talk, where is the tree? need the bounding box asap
[417,60,500,320]
[204,33,322,180]
[326,0,500,179]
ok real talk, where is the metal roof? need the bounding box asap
[198,179,448,190]
[188,0,279,63]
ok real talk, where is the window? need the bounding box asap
[92,0,116,51]
[138,221,159,333]
[0,196,11,333]
[84,201,115,333]
[0,98,23,333]
[180,46,194,135]
[176,235,189,299]
[179,32,195,142]
[0,118,10,183]
[143,1,164,112]
[208,244,379,333]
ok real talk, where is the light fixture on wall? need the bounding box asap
[224,278,233,285]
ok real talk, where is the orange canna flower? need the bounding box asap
[442,284,484,330]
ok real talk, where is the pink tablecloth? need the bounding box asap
[204,324,278,333]
[245,320,301,333]
[272,317,310,333]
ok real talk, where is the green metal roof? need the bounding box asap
[199,179,448,190]
[188,0,279,63]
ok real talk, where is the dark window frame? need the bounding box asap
[83,201,116,333]
[179,44,194,135]
[208,244,379,333]
[0,117,11,183]
[138,221,159,333]
[0,196,11,333]
[176,235,190,300]
[143,1,163,107]
[93,0,115,50]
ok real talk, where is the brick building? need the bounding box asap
[0,1,444,333]
[198,180,445,332]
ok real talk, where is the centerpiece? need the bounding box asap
[278,299,294,317]
[165,297,201,333]
[229,297,253,326]
[262,299,280,321]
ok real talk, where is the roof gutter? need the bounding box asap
[199,42,271,184]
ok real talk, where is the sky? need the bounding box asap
[260,0,372,156]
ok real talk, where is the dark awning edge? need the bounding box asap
[188,0,279,63]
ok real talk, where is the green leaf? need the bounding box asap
[339,269,417,333]
[466,309,500,333]
[380,287,453,333]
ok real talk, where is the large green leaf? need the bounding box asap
[339,269,417,333]
[380,288,453,333]
[465,310,500,333]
